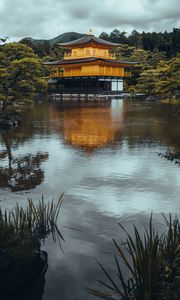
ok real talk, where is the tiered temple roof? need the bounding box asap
[58,34,121,48]
[44,57,137,66]
[45,32,138,92]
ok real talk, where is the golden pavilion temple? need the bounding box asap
[44,31,137,94]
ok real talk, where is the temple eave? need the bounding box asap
[43,58,137,67]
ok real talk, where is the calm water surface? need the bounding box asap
[0,100,180,300]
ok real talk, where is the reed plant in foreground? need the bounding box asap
[0,194,64,258]
[88,214,180,300]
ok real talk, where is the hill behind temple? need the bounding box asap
[20,32,84,47]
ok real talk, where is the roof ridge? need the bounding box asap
[58,35,121,48]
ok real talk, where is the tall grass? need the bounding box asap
[88,214,180,300]
[0,195,63,258]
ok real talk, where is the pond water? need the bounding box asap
[0,99,180,300]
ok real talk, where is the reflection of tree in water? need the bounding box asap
[122,101,180,149]
[0,153,48,191]
[158,148,180,166]
[0,132,48,191]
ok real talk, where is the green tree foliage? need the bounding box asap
[18,27,180,61]
[99,32,109,41]
[109,29,127,44]
[136,68,157,94]
[115,44,167,92]
[136,55,180,96]
[0,42,47,109]
[49,44,65,60]
[116,43,180,96]
[128,30,142,48]
[20,39,51,58]
[10,28,179,97]
[99,27,180,58]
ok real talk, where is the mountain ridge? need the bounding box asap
[20,32,84,47]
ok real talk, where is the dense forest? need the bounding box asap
[20,28,180,59]
[0,28,180,106]
[0,40,47,113]
[99,28,180,96]
[20,28,180,98]
[99,28,180,58]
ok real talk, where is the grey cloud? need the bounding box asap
[0,0,64,38]
[0,0,179,39]
[61,0,93,19]
[89,0,180,30]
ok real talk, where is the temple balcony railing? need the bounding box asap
[51,70,124,78]
[64,53,116,60]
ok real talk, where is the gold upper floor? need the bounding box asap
[50,64,131,78]
[64,46,116,60]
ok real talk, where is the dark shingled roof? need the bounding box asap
[58,35,121,48]
[43,57,137,66]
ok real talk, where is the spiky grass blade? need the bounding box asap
[90,214,180,300]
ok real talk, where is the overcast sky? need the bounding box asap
[0,0,180,40]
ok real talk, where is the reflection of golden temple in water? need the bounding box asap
[50,102,124,152]
[49,100,180,153]
[64,108,115,149]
